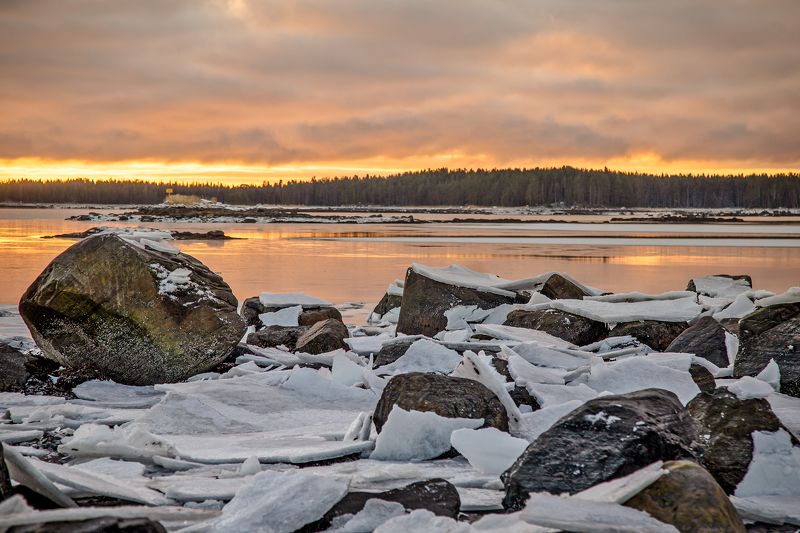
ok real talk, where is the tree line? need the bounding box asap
[1,167,799,208]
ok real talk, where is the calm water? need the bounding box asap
[1,207,799,323]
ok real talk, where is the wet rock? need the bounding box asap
[503,308,607,346]
[373,373,509,433]
[0,341,33,392]
[240,296,341,328]
[491,358,541,410]
[689,363,716,394]
[610,320,689,352]
[304,479,460,531]
[372,291,403,318]
[373,337,417,368]
[1,443,12,501]
[294,319,349,355]
[624,460,745,533]
[734,303,800,397]
[667,316,731,368]
[537,273,589,300]
[396,267,519,337]
[19,234,245,385]
[8,517,167,532]
[502,388,701,510]
[246,326,309,351]
[686,389,790,493]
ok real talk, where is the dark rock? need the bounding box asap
[667,316,731,368]
[503,308,607,346]
[537,273,588,300]
[687,389,791,493]
[246,326,309,351]
[491,358,541,410]
[0,341,33,392]
[720,317,741,336]
[502,388,701,510]
[745,523,800,532]
[734,303,800,397]
[610,320,689,352]
[19,234,245,385]
[689,363,716,394]
[687,274,752,294]
[396,267,518,337]
[298,307,343,327]
[294,319,349,354]
[372,292,403,318]
[624,460,745,533]
[304,479,460,531]
[373,373,509,433]
[373,337,417,368]
[240,296,341,328]
[1,443,12,501]
[8,517,167,532]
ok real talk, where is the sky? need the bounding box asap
[0,0,798,184]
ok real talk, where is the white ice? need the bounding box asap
[450,427,528,475]
[451,350,523,429]
[371,407,483,462]
[410,264,517,298]
[586,291,695,303]
[331,352,367,387]
[515,400,584,442]
[374,509,471,533]
[756,287,800,307]
[713,293,756,320]
[259,291,332,307]
[728,376,775,400]
[511,342,595,371]
[691,275,751,298]
[474,324,576,348]
[377,339,462,375]
[259,305,303,327]
[345,333,394,355]
[586,356,700,405]
[72,380,165,408]
[505,351,566,386]
[445,305,492,330]
[331,499,406,532]
[525,383,599,408]
[735,429,800,497]
[756,359,781,391]
[534,296,702,324]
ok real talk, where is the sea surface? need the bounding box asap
[1,207,799,323]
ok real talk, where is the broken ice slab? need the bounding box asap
[71,379,165,408]
[3,444,77,508]
[7,402,144,429]
[168,431,374,464]
[456,487,504,512]
[730,495,800,527]
[0,428,43,444]
[0,505,217,531]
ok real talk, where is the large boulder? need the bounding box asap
[294,319,349,354]
[19,234,245,385]
[667,316,731,368]
[373,373,509,433]
[734,303,800,397]
[609,320,689,352]
[502,388,701,510]
[624,460,745,533]
[305,479,460,531]
[396,265,521,337]
[686,388,791,493]
[503,308,607,346]
[537,273,589,300]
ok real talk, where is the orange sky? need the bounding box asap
[1,1,798,184]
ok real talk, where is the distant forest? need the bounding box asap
[1,167,800,208]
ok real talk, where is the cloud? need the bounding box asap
[0,0,798,176]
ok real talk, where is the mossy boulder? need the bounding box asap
[19,234,245,385]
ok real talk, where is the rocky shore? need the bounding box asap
[2,230,800,531]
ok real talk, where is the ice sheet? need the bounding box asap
[259,292,332,307]
[377,339,462,375]
[537,296,702,324]
[450,427,528,475]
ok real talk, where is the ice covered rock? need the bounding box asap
[728,376,774,399]
[373,372,509,433]
[311,479,460,530]
[5,516,168,532]
[687,274,752,298]
[396,264,521,337]
[714,293,756,320]
[373,509,470,533]
[370,280,404,321]
[450,427,528,475]
[241,294,342,328]
[258,305,303,327]
[19,233,245,385]
[371,407,483,461]
[756,287,800,307]
[372,336,421,368]
[503,308,607,346]
[295,319,349,355]
[687,388,791,494]
[665,315,731,368]
[376,339,462,375]
[609,320,688,352]
[734,302,800,397]
[623,460,745,533]
[545,296,703,325]
[328,499,405,532]
[502,389,701,509]
[535,272,590,300]
[207,470,348,532]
